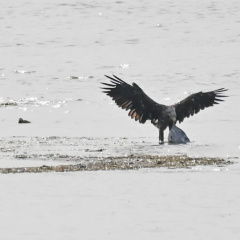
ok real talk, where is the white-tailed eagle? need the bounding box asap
[101,75,228,143]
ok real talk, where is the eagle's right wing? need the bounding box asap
[102,75,165,124]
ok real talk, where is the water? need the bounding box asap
[0,0,240,239]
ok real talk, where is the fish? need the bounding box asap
[168,125,190,144]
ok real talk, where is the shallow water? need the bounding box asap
[0,0,239,161]
[0,0,240,239]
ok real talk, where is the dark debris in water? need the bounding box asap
[85,148,105,152]
[0,102,18,107]
[18,118,31,124]
[0,155,233,174]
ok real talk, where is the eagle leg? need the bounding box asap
[159,128,164,144]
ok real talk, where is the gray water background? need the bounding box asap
[1,1,240,240]
[0,0,239,161]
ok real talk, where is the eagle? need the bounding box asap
[101,75,228,144]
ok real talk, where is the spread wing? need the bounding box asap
[174,88,228,123]
[101,75,165,124]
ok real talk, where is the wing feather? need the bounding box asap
[174,88,228,123]
[101,75,165,123]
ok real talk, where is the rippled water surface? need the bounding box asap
[0,0,240,239]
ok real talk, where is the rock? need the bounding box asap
[18,118,31,124]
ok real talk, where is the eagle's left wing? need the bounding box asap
[174,88,228,123]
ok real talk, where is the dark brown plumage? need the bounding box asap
[174,88,227,123]
[101,75,228,143]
